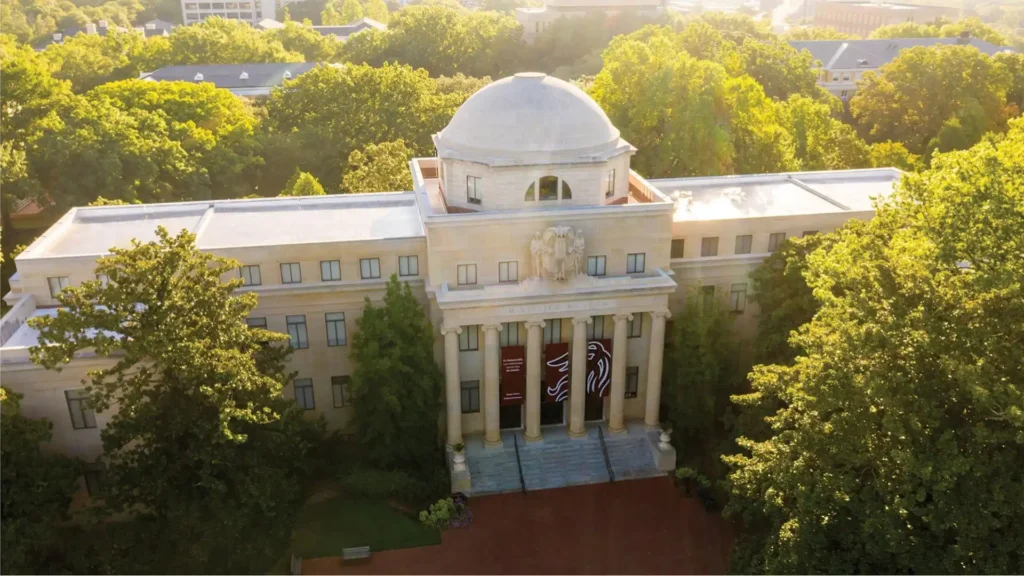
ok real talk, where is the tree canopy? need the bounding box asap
[343,139,414,193]
[727,119,1024,574]
[869,17,1008,46]
[279,169,327,196]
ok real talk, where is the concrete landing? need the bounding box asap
[463,420,663,496]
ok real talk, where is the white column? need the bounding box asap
[442,326,463,447]
[524,320,545,442]
[608,313,633,434]
[568,316,591,438]
[644,311,671,429]
[483,323,502,447]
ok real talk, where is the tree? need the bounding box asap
[342,139,414,193]
[994,51,1024,113]
[869,140,923,172]
[850,45,1011,157]
[271,20,342,61]
[781,26,856,41]
[725,75,795,174]
[279,169,327,196]
[726,121,1024,574]
[0,388,82,575]
[320,1,341,25]
[339,0,364,23]
[777,94,870,170]
[350,275,442,472]
[736,36,819,101]
[364,0,389,24]
[137,17,303,69]
[41,30,147,93]
[870,17,1007,45]
[29,227,321,573]
[868,21,939,39]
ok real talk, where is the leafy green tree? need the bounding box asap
[0,388,82,575]
[262,63,462,191]
[29,227,321,573]
[525,11,665,80]
[364,0,389,24]
[350,275,442,472]
[777,94,870,170]
[42,30,147,92]
[869,140,923,171]
[279,169,326,196]
[994,51,1024,113]
[735,36,818,101]
[725,75,795,174]
[339,0,364,23]
[870,17,1007,45]
[851,45,1011,156]
[138,17,303,69]
[271,20,342,61]
[781,26,856,40]
[342,139,414,193]
[727,121,1024,574]
[320,0,341,25]
[867,20,940,39]
[434,73,491,98]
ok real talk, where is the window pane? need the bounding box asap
[408,256,418,276]
[461,381,480,413]
[321,260,340,281]
[731,283,747,312]
[626,366,639,398]
[735,235,752,255]
[287,315,307,349]
[560,179,572,200]
[768,233,786,252]
[670,239,685,259]
[96,274,110,287]
[538,176,558,201]
[246,317,267,329]
[371,259,380,278]
[525,182,535,201]
[701,237,719,257]
[332,375,351,407]
[627,253,645,273]
[606,169,616,197]
[294,379,314,410]
[628,314,642,338]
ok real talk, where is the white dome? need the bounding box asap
[433,73,632,166]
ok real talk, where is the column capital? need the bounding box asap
[481,323,503,332]
[524,320,546,329]
[650,310,672,320]
[440,324,463,336]
[570,316,593,326]
[613,313,634,322]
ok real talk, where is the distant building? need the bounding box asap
[255,18,285,30]
[34,20,128,50]
[134,19,176,38]
[516,0,664,43]
[311,17,386,41]
[813,1,962,38]
[180,0,275,26]
[790,36,1011,101]
[140,62,323,97]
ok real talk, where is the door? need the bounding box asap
[499,404,522,429]
[584,395,604,421]
[540,401,565,426]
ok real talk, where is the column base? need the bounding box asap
[568,427,587,439]
[607,424,627,435]
[524,432,544,443]
[484,437,503,449]
[645,421,661,431]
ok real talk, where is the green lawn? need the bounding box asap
[291,496,441,559]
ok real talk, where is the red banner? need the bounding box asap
[543,342,570,403]
[500,346,525,405]
[586,339,613,397]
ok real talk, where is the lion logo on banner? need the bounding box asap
[586,340,612,396]
[545,351,570,402]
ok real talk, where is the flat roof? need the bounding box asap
[20,193,425,259]
[650,168,901,222]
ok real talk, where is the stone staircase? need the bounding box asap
[463,421,663,497]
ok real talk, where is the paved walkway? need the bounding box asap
[304,477,732,574]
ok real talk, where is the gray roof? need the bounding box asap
[788,37,1011,70]
[311,17,385,38]
[143,62,321,89]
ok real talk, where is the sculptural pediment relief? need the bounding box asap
[530,226,585,281]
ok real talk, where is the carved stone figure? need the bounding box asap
[533,226,584,281]
[530,232,545,279]
[552,227,569,280]
[571,229,585,276]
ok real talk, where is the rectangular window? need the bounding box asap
[587,255,607,277]
[498,261,518,283]
[331,375,352,408]
[280,262,301,284]
[670,239,685,259]
[399,255,419,277]
[702,285,716,314]
[627,314,642,338]
[460,380,480,413]
[320,260,341,281]
[626,253,646,274]
[457,264,477,285]
[802,230,819,237]
[65,390,97,430]
[294,378,315,410]
[359,258,381,279]
[625,366,639,398]
[240,265,261,286]
[499,322,521,347]
[735,234,753,255]
[543,319,561,344]
[84,463,106,497]
[587,316,607,340]
[325,312,346,346]
[768,232,787,252]
[96,274,110,287]
[459,325,479,351]
[286,315,308,349]
[466,176,481,205]
[701,237,719,257]
[730,283,747,313]
[605,169,616,197]
[246,317,267,329]
[48,276,70,298]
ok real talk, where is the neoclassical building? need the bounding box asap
[1,73,900,494]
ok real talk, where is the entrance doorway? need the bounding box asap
[584,396,604,421]
[499,405,522,429]
[540,401,565,426]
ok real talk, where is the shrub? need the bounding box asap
[418,498,456,530]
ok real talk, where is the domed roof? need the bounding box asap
[433,73,633,166]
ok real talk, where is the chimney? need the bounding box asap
[53,32,63,41]
[146,22,156,29]
[239,71,249,80]
[98,19,108,28]
[85,22,97,34]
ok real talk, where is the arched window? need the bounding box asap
[561,179,572,200]
[525,182,536,201]
[525,176,573,202]
[539,176,559,201]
